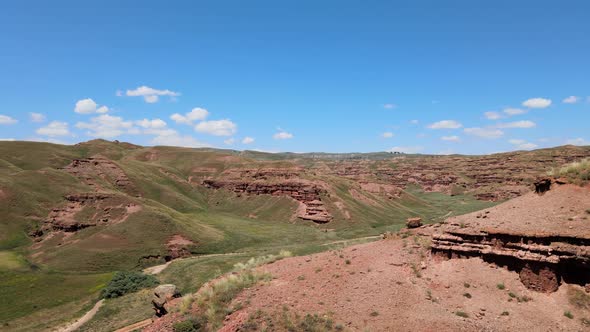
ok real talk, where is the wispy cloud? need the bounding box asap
[427,120,462,129]
[195,119,237,136]
[76,114,135,138]
[562,96,579,104]
[0,115,18,125]
[508,139,537,150]
[496,120,536,129]
[125,86,180,103]
[522,97,551,109]
[381,132,394,138]
[383,103,396,109]
[441,135,460,142]
[171,108,209,125]
[464,127,504,139]
[29,112,46,123]
[242,137,255,144]
[273,130,294,140]
[36,121,71,137]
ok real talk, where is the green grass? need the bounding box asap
[0,270,111,323]
[0,139,537,330]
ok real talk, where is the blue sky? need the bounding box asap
[0,1,588,154]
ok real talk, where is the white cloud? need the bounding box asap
[151,134,210,148]
[410,120,419,124]
[484,111,502,120]
[36,121,70,137]
[464,127,504,139]
[136,118,167,129]
[383,103,396,109]
[387,146,423,154]
[503,108,527,116]
[563,96,579,104]
[171,108,209,125]
[74,98,109,114]
[0,138,15,141]
[522,97,552,109]
[508,139,538,150]
[497,120,536,129]
[427,120,462,129]
[566,138,590,146]
[441,135,460,142]
[76,114,135,138]
[0,115,18,125]
[381,132,394,138]
[224,138,235,145]
[242,137,255,144]
[195,119,237,136]
[126,86,180,103]
[273,131,294,140]
[29,112,46,123]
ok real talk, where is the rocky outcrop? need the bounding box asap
[202,179,333,223]
[406,217,423,228]
[63,155,141,196]
[431,184,590,293]
[41,193,140,234]
[166,235,195,260]
[152,284,181,317]
[431,230,590,292]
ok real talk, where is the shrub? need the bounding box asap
[501,311,510,316]
[497,283,506,290]
[345,259,351,265]
[101,271,158,299]
[564,311,574,319]
[370,311,379,317]
[455,311,469,318]
[463,293,472,299]
[463,282,471,288]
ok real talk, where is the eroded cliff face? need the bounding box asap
[203,177,333,223]
[40,193,141,234]
[431,182,590,293]
[63,155,141,196]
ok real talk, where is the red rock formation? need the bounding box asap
[431,184,590,293]
[63,155,141,196]
[42,193,140,234]
[202,179,333,223]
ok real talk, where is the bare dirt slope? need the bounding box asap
[213,185,590,331]
[218,238,585,331]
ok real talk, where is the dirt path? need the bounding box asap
[143,252,246,275]
[55,299,104,332]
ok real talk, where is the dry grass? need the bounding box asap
[549,158,590,185]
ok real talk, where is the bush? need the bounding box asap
[101,271,159,299]
[564,311,574,319]
[497,283,506,290]
[455,311,469,318]
[173,317,204,332]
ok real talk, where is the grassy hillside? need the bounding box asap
[1,139,587,330]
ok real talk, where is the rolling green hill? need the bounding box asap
[1,139,589,331]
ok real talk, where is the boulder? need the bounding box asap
[406,217,423,229]
[152,284,181,317]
